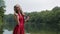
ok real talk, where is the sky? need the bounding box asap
[4,0,60,14]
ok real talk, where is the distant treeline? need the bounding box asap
[4,6,60,34]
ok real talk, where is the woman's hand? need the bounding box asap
[22,12,30,22]
[25,16,30,22]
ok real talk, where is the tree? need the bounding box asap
[0,0,5,34]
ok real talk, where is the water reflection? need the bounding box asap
[3,29,30,34]
[3,29,12,34]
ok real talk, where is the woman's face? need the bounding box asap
[14,4,22,13]
[16,6,20,11]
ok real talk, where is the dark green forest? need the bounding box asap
[4,6,60,34]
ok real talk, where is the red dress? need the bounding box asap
[13,13,25,34]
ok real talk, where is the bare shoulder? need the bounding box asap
[14,12,18,16]
[22,12,25,16]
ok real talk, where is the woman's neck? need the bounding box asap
[18,11,22,15]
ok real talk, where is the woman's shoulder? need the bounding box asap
[14,12,18,16]
[22,12,25,16]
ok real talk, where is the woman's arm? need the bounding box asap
[22,12,29,22]
[14,12,20,24]
[25,15,29,22]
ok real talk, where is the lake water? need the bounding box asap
[3,29,30,34]
[3,29,13,34]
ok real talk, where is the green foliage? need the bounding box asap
[0,0,5,24]
[4,6,60,34]
[0,0,5,34]
[4,14,17,30]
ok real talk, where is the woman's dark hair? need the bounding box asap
[14,5,23,15]
[14,6,18,13]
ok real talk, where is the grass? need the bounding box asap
[29,30,60,34]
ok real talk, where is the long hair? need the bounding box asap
[14,5,23,15]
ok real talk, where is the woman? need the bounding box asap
[13,4,29,34]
